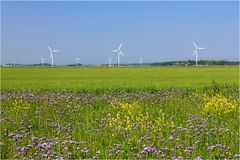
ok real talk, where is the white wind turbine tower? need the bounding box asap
[193,41,205,66]
[112,43,124,67]
[75,58,80,66]
[48,46,60,67]
[40,57,46,66]
[138,57,143,66]
[108,57,112,67]
[13,60,16,67]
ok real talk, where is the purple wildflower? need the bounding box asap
[152,147,158,155]
[171,130,176,133]
[15,134,23,138]
[168,135,174,140]
[215,143,221,147]
[234,154,240,158]
[46,144,51,149]
[18,147,25,153]
[114,143,121,148]
[207,145,215,151]
[195,156,201,160]
[81,147,89,154]
[143,146,151,152]
[69,140,75,144]
[31,136,38,141]
[40,137,46,141]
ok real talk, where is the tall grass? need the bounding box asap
[1,86,239,159]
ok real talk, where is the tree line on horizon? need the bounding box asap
[2,60,239,67]
[148,60,239,66]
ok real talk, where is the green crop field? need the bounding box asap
[1,66,239,92]
[1,66,239,159]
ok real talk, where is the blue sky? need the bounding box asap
[1,1,239,65]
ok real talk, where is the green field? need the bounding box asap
[1,66,239,92]
[1,66,239,159]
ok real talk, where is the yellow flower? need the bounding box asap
[171,121,175,128]
[204,94,237,115]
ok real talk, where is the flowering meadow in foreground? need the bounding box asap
[0,87,239,159]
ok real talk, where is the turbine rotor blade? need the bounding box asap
[48,46,52,52]
[49,53,53,58]
[120,51,124,56]
[193,49,197,55]
[118,43,122,50]
[193,41,197,49]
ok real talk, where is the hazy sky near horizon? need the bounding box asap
[1,1,239,65]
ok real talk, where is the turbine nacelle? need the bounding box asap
[112,43,124,56]
[193,41,205,55]
[48,46,60,53]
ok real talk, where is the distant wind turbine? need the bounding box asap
[40,57,46,66]
[48,46,60,67]
[138,57,143,66]
[112,43,124,67]
[193,41,205,66]
[75,58,80,66]
[108,57,112,67]
[13,60,16,67]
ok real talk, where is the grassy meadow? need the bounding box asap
[1,66,239,92]
[1,66,239,159]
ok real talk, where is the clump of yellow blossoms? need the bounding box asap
[11,98,30,113]
[204,94,237,115]
[107,100,166,133]
[107,100,140,131]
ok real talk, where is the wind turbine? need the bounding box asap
[48,46,60,67]
[108,57,112,67]
[13,60,15,67]
[138,57,143,66]
[75,58,80,66]
[40,57,46,66]
[112,43,124,67]
[193,41,205,66]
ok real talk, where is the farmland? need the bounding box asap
[1,66,238,92]
[1,66,239,159]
